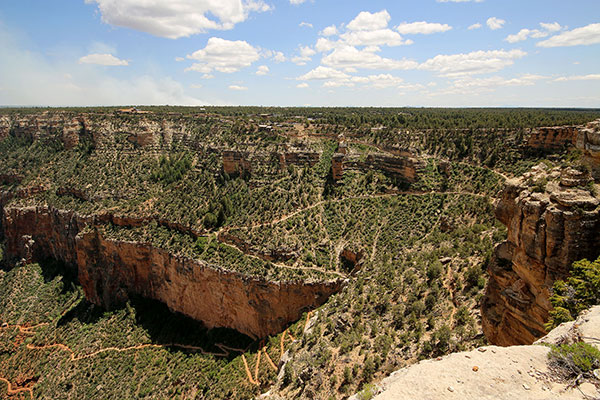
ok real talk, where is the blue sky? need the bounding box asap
[0,0,599,107]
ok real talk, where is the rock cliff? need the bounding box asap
[365,306,600,400]
[482,164,600,346]
[1,205,343,339]
[528,119,600,179]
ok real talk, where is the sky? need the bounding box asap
[0,0,599,107]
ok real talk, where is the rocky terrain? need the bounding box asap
[2,107,600,399]
[482,164,600,346]
[366,306,600,400]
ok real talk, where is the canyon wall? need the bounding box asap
[1,205,343,339]
[528,119,600,179]
[331,152,424,183]
[482,165,600,346]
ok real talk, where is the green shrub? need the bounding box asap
[548,342,600,379]
[357,383,377,400]
[547,257,600,330]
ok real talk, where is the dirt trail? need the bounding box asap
[0,377,33,399]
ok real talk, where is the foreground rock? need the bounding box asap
[367,306,600,400]
[482,164,600,346]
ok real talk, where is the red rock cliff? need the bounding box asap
[482,165,600,346]
[2,205,343,339]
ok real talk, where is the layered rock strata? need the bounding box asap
[482,164,600,346]
[2,205,343,339]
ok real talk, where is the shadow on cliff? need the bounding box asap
[44,262,254,360]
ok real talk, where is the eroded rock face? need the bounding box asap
[576,120,600,180]
[482,165,600,346]
[333,153,423,183]
[2,205,343,339]
[527,119,600,179]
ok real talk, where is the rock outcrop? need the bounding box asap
[576,119,600,180]
[2,205,343,339]
[366,306,600,400]
[482,164,600,346]
[332,152,423,183]
[528,119,600,179]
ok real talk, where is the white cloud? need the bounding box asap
[321,25,338,36]
[347,10,391,31]
[256,65,269,75]
[540,22,562,32]
[321,45,418,70]
[202,74,215,79]
[505,22,563,43]
[186,37,260,73]
[191,83,203,89]
[175,57,185,62]
[270,51,286,63]
[297,82,309,88]
[298,66,350,80]
[85,0,272,39]
[396,21,452,35]
[299,21,313,28]
[438,74,545,95]
[487,17,505,30]
[292,46,316,65]
[420,49,526,77]
[340,29,411,47]
[554,74,600,82]
[228,84,248,90]
[468,23,482,30]
[78,53,129,66]
[537,23,600,47]
[290,0,307,4]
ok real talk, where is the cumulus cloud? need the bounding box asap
[554,74,600,82]
[78,53,129,66]
[505,22,563,43]
[468,23,482,30]
[419,49,526,77]
[321,45,418,70]
[299,21,313,28]
[228,85,248,90]
[487,17,505,30]
[185,37,260,73]
[84,0,272,39]
[319,10,412,48]
[291,46,316,65]
[297,66,350,81]
[537,23,600,47]
[290,0,308,4]
[396,22,452,35]
[296,82,309,88]
[347,10,391,31]
[340,29,412,47]
[321,25,338,36]
[256,65,269,75]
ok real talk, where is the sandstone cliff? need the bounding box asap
[365,306,600,400]
[528,119,600,179]
[482,164,600,346]
[2,205,343,339]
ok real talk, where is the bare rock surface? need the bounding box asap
[369,307,600,400]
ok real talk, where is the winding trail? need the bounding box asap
[0,377,33,399]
